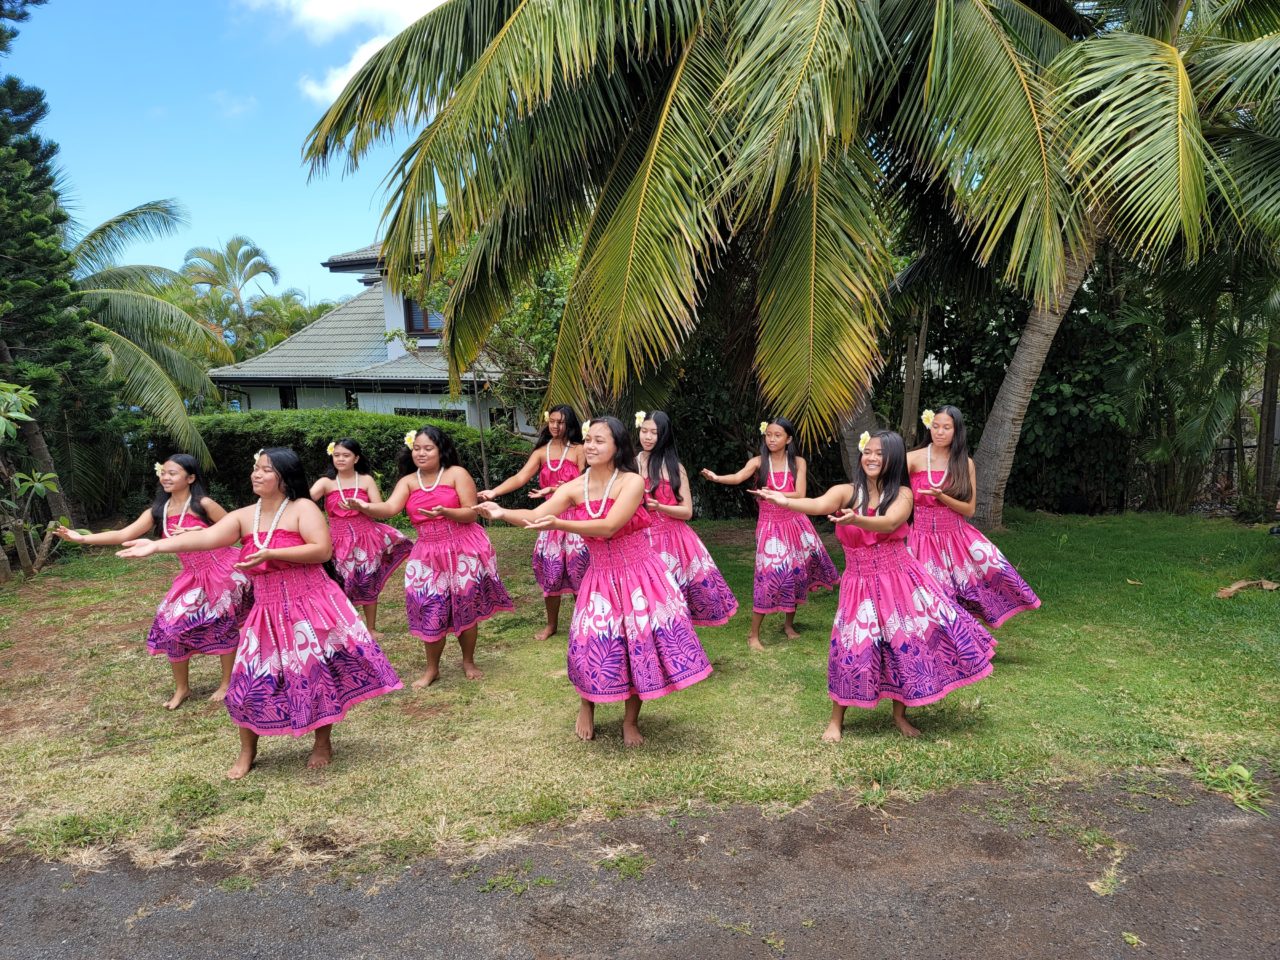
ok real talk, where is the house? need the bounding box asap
[209,242,530,431]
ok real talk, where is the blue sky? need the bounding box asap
[6,0,447,302]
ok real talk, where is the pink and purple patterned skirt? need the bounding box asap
[226,564,402,736]
[531,519,590,597]
[753,502,839,614]
[405,519,513,644]
[330,512,413,605]
[648,514,738,626]
[908,505,1040,628]
[568,531,712,703]
[828,540,995,708]
[146,548,251,662]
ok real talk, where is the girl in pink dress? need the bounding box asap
[636,411,737,626]
[310,437,412,634]
[54,454,250,710]
[117,448,402,779]
[479,417,712,747]
[907,406,1040,627]
[478,404,589,641]
[757,431,995,741]
[701,417,838,650]
[350,426,512,688]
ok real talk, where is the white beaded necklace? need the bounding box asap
[545,441,572,473]
[335,470,360,503]
[926,445,949,489]
[251,497,290,549]
[767,453,791,491]
[162,495,191,538]
[416,466,444,493]
[582,469,619,519]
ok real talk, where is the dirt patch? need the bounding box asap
[2,771,1274,959]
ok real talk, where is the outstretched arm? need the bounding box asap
[236,500,332,569]
[476,483,579,527]
[117,510,244,557]
[700,456,760,487]
[348,476,411,519]
[834,489,914,532]
[536,474,645,538]
[478,449,543,501]
[756,483,852,517]
[55,510,154,547]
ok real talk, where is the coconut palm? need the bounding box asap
[304,0,1280,525]
[250,289,342,350]
[69,199,233,465]
[182,236,280,357]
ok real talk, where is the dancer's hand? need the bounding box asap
[345,498,372,513]
[116,538,159,559]
[53,525,86,543]
[644,496,661,510]
[234,548,273,570]
[474,502,504,522]
[699,468,718,482]
[477,489,496,502]
[830,508,861,526]
[530,486,554,500]
[418,505,446,520]
[923,486,945,499]
[753,489,787,506]
[525,515,556,531]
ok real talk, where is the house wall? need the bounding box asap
[356,390,474,422]
[245,387,280,411]
[298,387,347,408]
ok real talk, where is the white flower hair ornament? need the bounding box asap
[759,421,769,435]
[634,410,647,428]
[541,410,549,423]
[921,409,936,429]
[858,431,871,453]
[404,430,417,449]
[326,441,336,456]
[153,462,164,478]
[253,448,265,466]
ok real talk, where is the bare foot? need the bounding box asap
[461,660,484,680]
[622,720,645,748]
[821,719,843,743]
[227,746,256,780]
[575,701,595,741]
[747,636,766,652]
[164,688,191,711]
[307,741,333,770]
[370,630,385,642]
[412,667,440,689]
[783,625,802,640]
[893,713,921,739]
[534,624,557,642]
[208,685,229,703]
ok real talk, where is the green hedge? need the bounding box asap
[125,410,532,509]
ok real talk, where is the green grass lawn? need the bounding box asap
[1,511,1276,869]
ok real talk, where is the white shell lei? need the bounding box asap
[545,441,572,473]
[582,469,619,519]
[336,472,360,503]
[767,454,791,491]
[251,497,290,550]
[162,496,191,538]
[926,446,949,489]
[417,467,444,493]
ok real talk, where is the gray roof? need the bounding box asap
[337,351,498,384]
[321,241,383,273]
[209,285,389,382]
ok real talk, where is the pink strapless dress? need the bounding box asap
[568,498,711,702]
[146,513,251,662]
[226,529,402,736]
[646,479,738,626]
[907,470,1040,627]
[531,455,590,596]
[753,471,838,613]
[404,486,513,644]
[828,512,995,708]
[324,488,413,604]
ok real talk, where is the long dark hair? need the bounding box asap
[150,454,213,532]
[849,430,909,515]
[641,411,682,503]
[397,425,461,477]
[534,404,583,449]
[756,417,798,488]
[584,416,638,473]
[322,437,372,480]
[259,447,312,501]
[927,404,973,502]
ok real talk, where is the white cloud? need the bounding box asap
[299,34,394,104]
[243,0,446,42]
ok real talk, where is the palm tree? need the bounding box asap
[250,289,341,349]
[182,236,280,357]
[68,199,233,465]
[303,1,1280,525]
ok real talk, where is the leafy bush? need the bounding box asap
[123,410,531,508]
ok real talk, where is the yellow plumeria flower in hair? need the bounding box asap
[541,410,549,423]
[858,431,871,453]
[153,462,164,478]
[634,410,646,428]
[326,441,336,456]
[403,430,416,449]
[921,409,935,429]
[759,421,768,435]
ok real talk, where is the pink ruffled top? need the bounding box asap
[406,485,465,529]
[538,446,582,489]
[579,497,651,542]
[835,506,909,551]
[323,485,369,519]
[239,528,310,575]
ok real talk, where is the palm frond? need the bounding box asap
[1195,31,1280,116]
[753,147,893,444]
[1197,0,1280,39]
[992,0,1073,62]
[1213,128,1280,238]
[79,288,233,366]
[69,199,187,278]
[76,264,182,293]
[1057,31,1227,261]
[90,324,213,465]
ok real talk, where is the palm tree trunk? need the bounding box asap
[974,247,1092,529]
[0,338,75,522]
[898,307,930,447]
[837,390,879,480]
[1257,320,1279,518]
